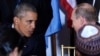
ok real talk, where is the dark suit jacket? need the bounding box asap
[0,0,52,56]
[0,24,27,56]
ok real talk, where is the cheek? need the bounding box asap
[73,21,78,28]
[19,23,28,31]
[19,24,26,32]
[72,21,76,26]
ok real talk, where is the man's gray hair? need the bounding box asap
[75,3,98,22]
[14,3,37,18]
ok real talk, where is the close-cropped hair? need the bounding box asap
[75,3,98,22]
[14,3,37,18]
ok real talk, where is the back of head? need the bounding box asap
[75,3,98,22]
[75,3,100,56]
[76,24,100,56]
[14,3,37,18]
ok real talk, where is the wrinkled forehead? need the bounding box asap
[72,8,77,15]
[71,9,76,19]
[17,10,37,18]
[23,11,37,21]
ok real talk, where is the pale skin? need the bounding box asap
[71,8,85,32]
[71,3,97,56]
[71,9,96,32]
[71,9,86,56]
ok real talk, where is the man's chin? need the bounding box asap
[25,34,31,38]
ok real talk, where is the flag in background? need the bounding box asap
[45,0,62,47]
[60,0,76,27]
[45,0,76,47]
[45,0,62,37]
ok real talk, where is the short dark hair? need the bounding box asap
[14,3,37,18]
[75,3,98,22]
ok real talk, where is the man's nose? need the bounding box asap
[31,23,35,29]
[72,24,74,28]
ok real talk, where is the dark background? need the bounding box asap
[0,0,99,56]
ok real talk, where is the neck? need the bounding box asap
[13,24,24,37]
[76,21,96,32]
[86,21,96,25]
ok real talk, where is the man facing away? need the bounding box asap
[71,3,100,56]
[0,3,37,56]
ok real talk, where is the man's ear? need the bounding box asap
[79,16,86,25]
[13,17,19,24]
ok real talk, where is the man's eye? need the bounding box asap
[27,20,33,23]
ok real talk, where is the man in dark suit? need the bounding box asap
[20,0,52,56]
[0,0,52,56]
[0,3,38,56]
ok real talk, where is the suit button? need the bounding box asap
[24,45,27,48]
